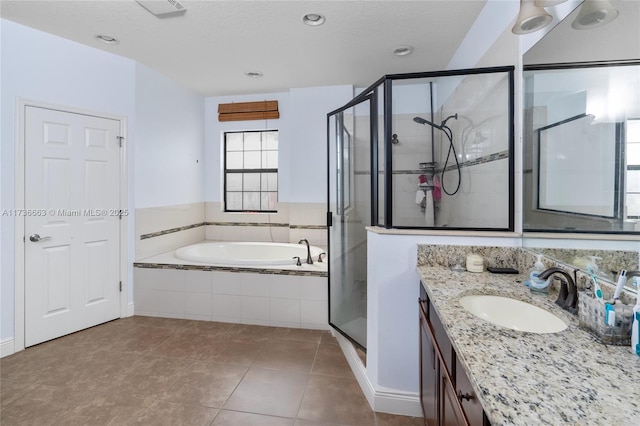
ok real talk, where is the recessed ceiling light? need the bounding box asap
[96,34,119,45]
[245,71,263,79]
[302,13,326,26]
[393,46,414,57]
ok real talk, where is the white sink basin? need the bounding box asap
[459,295,567,334]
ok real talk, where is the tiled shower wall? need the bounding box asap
[391,114,433,227]
[436,72,511,228]
[135,202,328,260]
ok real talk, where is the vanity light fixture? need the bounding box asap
[512,0,553,34]
[244,71,263,79]
[302,13,325,26]
[393,45,414,57]
[571,0,619,30]
[96,34,119,45]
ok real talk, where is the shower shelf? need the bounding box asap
[419,162,437,170]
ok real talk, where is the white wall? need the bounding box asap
[1,20,207,345]
[204,86,353,205]
[135,64,205,209]
[0,20,136,343]
[288,86,353,203]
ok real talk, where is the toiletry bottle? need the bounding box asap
[632,278,640,356]
[527,254,549,292]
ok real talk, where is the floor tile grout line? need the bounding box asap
[293,341,321,421]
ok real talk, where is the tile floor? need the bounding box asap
[0,317,423,425]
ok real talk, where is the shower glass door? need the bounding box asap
[327,96,373,350]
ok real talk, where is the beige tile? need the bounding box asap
[294,420,350,426]
[149,331,220,359]
[212,410,295,425]
[108,325,176,354]
[0,384,87,425]
[160,361,248,408]
[179,319,235,336]
[297,375,374,425]
[67,387,150,425]
[319,331,339,346]
[253,339,319,373]
[312,345,354,379]
[374,412,424,426]
[197,337,265,366]
[225,323,277,341]
[119,316,193,330]
[223,367,309,418]
[103,355,195,403]
[126,400,218,426]
[273,327,324,343]
[0,378,38,406]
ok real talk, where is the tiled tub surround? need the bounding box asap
[205,202,328,248]
[136,202,206,260]
[134,250,328,330]
[136,202,329,261]
[417,246,640,425]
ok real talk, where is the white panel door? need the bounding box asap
[25,106,121,347]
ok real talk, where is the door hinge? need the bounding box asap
[326,211,333,227]
[119,281,122,292]
[117,136,125,147]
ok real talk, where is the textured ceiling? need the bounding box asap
[0,0,488,96]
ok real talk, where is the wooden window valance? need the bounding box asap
[218,100,279,122]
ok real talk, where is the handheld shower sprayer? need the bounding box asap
[412,113,461,196]
[413,114,458,129]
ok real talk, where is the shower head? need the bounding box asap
[413,116,441,129]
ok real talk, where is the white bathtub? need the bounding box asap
[175,241,324,266]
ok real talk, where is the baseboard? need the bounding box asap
[1,339,15,358]
[333,330,423,418]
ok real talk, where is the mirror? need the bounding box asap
[522,0,640,291]
[523,0,640,233]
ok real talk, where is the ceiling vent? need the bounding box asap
[136,0,187,18]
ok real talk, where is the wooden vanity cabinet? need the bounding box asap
[419,283,490,426]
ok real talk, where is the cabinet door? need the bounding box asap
[441,372,468,426]
[456,358,485,426]
[420,307,438,426]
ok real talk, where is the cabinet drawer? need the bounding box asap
[456,358,485,425]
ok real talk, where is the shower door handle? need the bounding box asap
[29,234,51,242]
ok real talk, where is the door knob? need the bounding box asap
[29,234,51,242]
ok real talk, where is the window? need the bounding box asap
[224,130,278,212]
[627,119,640,219]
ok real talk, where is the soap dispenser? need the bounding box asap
[527,254,549,293]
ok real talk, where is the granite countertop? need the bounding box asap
[418,266,640,426]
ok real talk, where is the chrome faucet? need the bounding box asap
[298,239,313,264]
[538,267,578,314]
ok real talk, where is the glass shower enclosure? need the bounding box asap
[327,67,514,350]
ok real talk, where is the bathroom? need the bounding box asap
[2,0,640,424]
